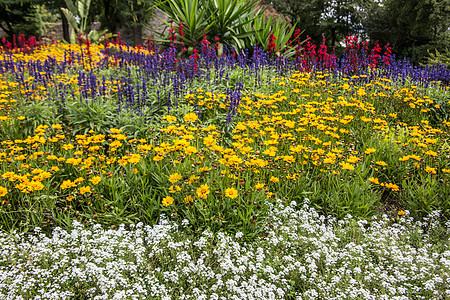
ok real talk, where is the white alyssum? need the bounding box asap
[0,200,448,299]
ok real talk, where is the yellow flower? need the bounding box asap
[398,210,405,216]
[32,171,51,182]
[425,166,437,174]
[203,135,216,147]
[263,147,278,156]
[62,143,74,150]
[128,154,141,164]
[0,186,7,197]
[184,195,193,204]
[225,187,238,199]
[111,134,127,141]
[31,168,44,174]
[153,155,164,161]
[60,180,76,189]
[51,166,60,172]
[409,154,421,161]
[323,157,335,164]
[255,183,265,190]
[365,148,376,154]
[347,156,360,164]
[385,183,400,191]
[162,196,175,206]
[110,128,123,134]
[185,146,198,155]
[186,175,199,185]
[162,115,177,122]
[340,162,355,170]
[417,142,427,148]
[369,177,379,184]
[376,161,388,167]
[269,176,279,183]
[399,156,410,162]
[183,112,198,123]
[196,184,210,199]
[52,124,62,129]
[442,169,450,173]
[79,186,92,195]
[89,176,102,185]
[74,177,84,184]
[283,155,296,163]
[169,173,182,183]
[424,150,437,157]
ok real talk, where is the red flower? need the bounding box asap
[268,33,277,53]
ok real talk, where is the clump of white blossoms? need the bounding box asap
[0,200,448,299]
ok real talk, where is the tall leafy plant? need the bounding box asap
[253,14,300,57]
[206,0,262,48]
[156,0,265,50]
[60,0,110,43]
[157,0,213,47]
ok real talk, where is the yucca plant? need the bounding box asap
[253,14,300,57]
[156,0,266,50]
[156,0,214,47]
[206,0,263,48]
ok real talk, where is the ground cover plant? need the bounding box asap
[0,201,449,299]
[0,35,449,298]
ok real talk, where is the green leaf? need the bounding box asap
[63,0,78,15]
[60,8,80,33]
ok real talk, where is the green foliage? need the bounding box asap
[424,48,450,68]
[206,0,263,49]
[157,0,214,46]
[0,0,43,37]
[252,14,300,57]
[157,0,273,50]
[425,85,450,125]
[16,100,59,138]
[361,0,450,64]
[1,43,450,240]
[95,0,155,45]
[156,0,301,54]
[63,97,118,135]
[60,0,112,43]
[264,0,450,63]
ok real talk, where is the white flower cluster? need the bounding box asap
[0,201,448,299]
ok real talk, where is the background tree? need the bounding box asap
[95,0,155,45]
[360,0,450,63]
[41,0,74,42]
[263,0,364,47]
[320,0,364,47]
[0,0,43,38]
[262,0,325,44]
[265,0,450,63]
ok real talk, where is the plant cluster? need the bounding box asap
[0,201,448,299]
[0,41,449,237]
[0,34,46,54]
[156,0,301,56]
